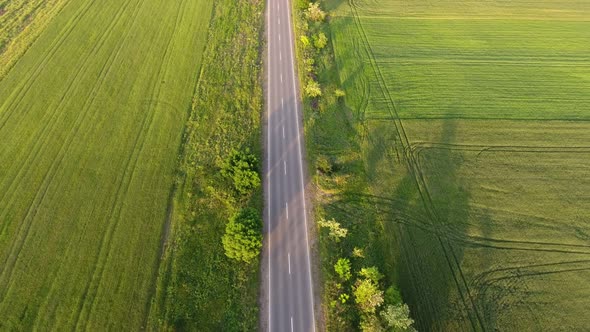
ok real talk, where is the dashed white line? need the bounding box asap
[284,161,287,175]
[279,51,282,61]
[285,202,288,220]
[282,126,285,138]
[281,98,284,108]
[280,73,283,83]
[291,317,294,332]
[288,253,291,275]
[286,0,317,329]
[278,18,281,25]
[278,34,281,41]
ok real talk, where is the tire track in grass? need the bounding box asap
[0,0,95,131]
[72,1,187,328]
[346,0,485,329]
[0,0,144,300]
[16,0,151,327]
[0,1,134,233]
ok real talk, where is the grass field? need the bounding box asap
[308,0,590,330]
[0,0,213,329]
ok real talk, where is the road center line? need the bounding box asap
[288,253,291,275]
[286,0,317,329]
[280,73,283,83]
[279,51,282,61]
[284,161,287,175]
[278,18,280,25]
[278,34,281,41]
[285,202,288,220]
[282,126,285,138]
[281,98,284,108]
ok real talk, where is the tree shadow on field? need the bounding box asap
[371,118,483,331]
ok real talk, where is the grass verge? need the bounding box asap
[147,0,265,330]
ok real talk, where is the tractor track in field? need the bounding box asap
[0,0,144,304]
[72,0,187,328]
[347,0,485,329]
[29,0,154,327]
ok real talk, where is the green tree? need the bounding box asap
[380,304,416,332]
[305,2,326,22]
[353,278,384,314]
[222,208,262,263]
[334,258,352,281]
[360,314,385,332]
[221,148,260,195]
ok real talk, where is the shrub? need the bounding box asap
[316,154,332,174]
[222,208,263,263]
[334,258,352,281]
[359,266,383,283]
[317,217,348,240]
[335,88,346,98]
[380,304,416,331]
[313,32,328,49]
[300,35,311,48]
[353,278,384,314]
[305,79,322,97]
[221,148,260,195]
[305,2,326,22]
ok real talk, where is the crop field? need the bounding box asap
[0,0,213,329]
[325,0,590,330]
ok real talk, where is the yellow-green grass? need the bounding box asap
[0,0,212,329]
[320,0,590,330]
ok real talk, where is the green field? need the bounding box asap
[313,0,590,330]
[0,0,213,329]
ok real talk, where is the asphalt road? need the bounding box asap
[264,0,316,330]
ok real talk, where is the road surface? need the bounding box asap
[263,0,316,330]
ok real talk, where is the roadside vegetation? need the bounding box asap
[296,0,590,330]
[147,0,264,329]
[292,0,416,330]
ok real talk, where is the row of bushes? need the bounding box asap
[292,0,417,330]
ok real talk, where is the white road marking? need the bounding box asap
[284,161,287,175]
[280,73,283,83]
[278,18,281,25]
[278,34,281,41]
[291,317,294,332]
[285,202,288,220]
[279,51,282,61]
[282,126,285,138]
[281,98,284,108]
[286,1,317,330]
[288,253,291,275]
